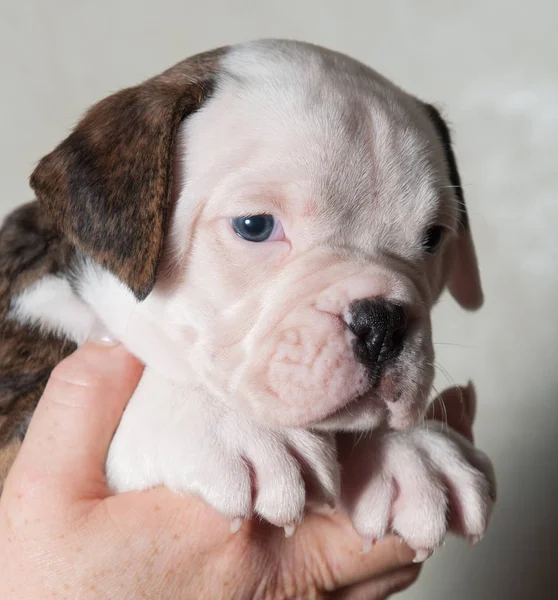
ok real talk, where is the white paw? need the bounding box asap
[340,422,495,556]
[229,426,339,525]
[106,369,339,526]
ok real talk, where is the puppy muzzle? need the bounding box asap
[347,298,408,380]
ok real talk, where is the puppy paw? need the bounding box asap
[244,427,340,525]
[106,372,339,527]
[106,412,261,521]
[340,423,495,556]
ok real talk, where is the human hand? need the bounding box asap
[0,333,479,599]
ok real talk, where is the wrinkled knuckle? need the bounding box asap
[273,549,333,599]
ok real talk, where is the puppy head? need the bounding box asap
[31,40,482,431]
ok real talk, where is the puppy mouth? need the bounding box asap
[312,368,403,431]
[312,351,434,433]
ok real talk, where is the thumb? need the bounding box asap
[9,325,143,505]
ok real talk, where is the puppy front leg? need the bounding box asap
[339,423,495,559]
[106,368,339,528]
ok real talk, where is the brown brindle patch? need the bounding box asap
[0,202,77,489]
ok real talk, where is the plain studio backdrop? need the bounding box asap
[1,1,557,598]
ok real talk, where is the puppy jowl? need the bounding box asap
[0,39,494,555]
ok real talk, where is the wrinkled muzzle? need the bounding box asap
[219,258,433,431]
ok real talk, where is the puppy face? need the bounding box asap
[30,40,482,432]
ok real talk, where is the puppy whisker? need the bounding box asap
[433,341,476,349]
[429,360,467,425]
[432,360,457,390]
[429,382,449,433]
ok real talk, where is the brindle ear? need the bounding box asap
[422,103,483,310]
[30,48,227,301]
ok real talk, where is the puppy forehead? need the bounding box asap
[186,41,452,243]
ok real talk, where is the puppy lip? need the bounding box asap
[318,388,376,419]
[374,370,401,400]
[351,371,400,408]
[314,367,404,428]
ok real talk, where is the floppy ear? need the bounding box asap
[30,48,227,301]
[422,103,483,310]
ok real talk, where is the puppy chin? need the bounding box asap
[312,394,387,432]
[312,359,434,432]
[239,364,371,429]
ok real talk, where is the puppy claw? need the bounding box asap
[284,523,296,538]
[230,518,243,534]
[412,548,432,563]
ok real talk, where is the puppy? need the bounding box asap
[0,40,494,556]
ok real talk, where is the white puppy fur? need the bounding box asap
[10,40,494,553]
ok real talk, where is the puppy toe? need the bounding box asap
[415,424,495,539]
[249,442,306,526]
[344,472,394,542]
[186,456,253,519]
[254,466,306,527]
[387,437,448,551]
[285,429,340,505]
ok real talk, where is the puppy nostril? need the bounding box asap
[348,299,408,372]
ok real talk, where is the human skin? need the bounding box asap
[0,334,477,599]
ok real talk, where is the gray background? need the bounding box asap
[1,1,557,598]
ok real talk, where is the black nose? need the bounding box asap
[347,298,408,375]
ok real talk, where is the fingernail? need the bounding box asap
[413,549,432,563]
[230,518,243,534]
[87,322,118,346]
[284,523,296,538]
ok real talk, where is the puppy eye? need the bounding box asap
[231,215,282,242]
[422,225,445,253]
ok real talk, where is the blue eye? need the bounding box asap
[232,215,276,242]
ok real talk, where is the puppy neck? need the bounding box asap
[75,259,200,384]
